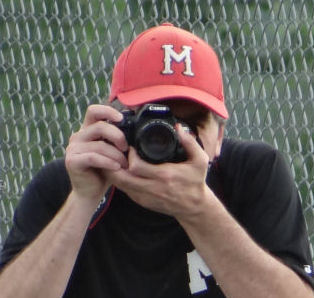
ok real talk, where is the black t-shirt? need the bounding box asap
[1,139,313,297]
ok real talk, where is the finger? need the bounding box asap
[127,147,171,179]
[73,121,128,152]
[82,104,123,129]
[176,124,207,163]
[128,147,152,177]
[66,152,121,172]
[109,167,151,192]
[67,141,128,169]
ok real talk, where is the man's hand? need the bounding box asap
[0,104,131,298]
[65,104,129,202]
[107,124,213,220]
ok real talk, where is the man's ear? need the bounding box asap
[215,125,225,157]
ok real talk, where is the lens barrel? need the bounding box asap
[136,120,177,164]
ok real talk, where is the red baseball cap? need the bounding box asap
[109,23,229,119]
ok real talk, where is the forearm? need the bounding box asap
[178,189,313,298]
[0,191,99,298]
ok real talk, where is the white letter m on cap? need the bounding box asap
[162,45,194,76]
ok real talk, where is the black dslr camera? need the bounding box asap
[115,104,192,164]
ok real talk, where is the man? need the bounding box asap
[0,23,313,298]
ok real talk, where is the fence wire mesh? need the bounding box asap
[0,0,313,258]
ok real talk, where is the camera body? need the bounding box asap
[115,104,190,164]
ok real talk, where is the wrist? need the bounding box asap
[70,181,110,205]
[67,189,104,217]
[176,186,221,228]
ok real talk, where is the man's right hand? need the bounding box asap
[0,105,128,298]
[65,104,129,203]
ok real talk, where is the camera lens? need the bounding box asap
[137,121,177,163]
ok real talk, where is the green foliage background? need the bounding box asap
[0,0,313,258]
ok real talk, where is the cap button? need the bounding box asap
[161,22,174,27]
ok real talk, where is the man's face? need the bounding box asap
[123,99,224,162]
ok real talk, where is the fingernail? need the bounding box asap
[115,112,123,121]
[122,143,129,153]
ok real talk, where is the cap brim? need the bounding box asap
[116,85,229,119]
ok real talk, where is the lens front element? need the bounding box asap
[137,120,177,163]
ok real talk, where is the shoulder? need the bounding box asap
[212,138,297,211]
[18,158,71,219]
[30,158,69,183]
[0,159,71,270]
[26,158,70,194]
[217,138,289,179]
[220,138,280,163]
[215,141,314,288]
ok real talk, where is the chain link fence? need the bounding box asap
[0,0,313,258]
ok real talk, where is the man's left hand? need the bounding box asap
[107,124,214,221]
